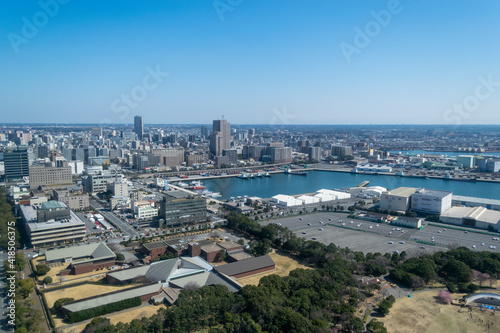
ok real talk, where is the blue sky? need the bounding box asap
[1,0,499,125]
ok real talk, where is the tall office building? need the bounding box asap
[210,118,231,156]
[201,125,209,139]
[4,147,29,181]
[134,115,144,140]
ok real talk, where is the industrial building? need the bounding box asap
[457,155,475,169]
[440,206,500,231]
[378,187,417,213]
[452,195,500,211]
[410,188,452,214]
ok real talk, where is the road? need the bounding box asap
[89,198,140,239]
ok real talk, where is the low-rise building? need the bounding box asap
[214,254,275,278]
[45,242,116,275]
[440,206,500,231]
[392,216,423,229]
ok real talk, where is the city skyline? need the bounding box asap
[2,1,500,125]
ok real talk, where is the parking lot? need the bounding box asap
[263,212,500,255]
[414,225,500,252]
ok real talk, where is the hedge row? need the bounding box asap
[68,297,141,323]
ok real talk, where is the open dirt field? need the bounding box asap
[60,304,167,333]
[381,290,500,333]
[236,251,311,286]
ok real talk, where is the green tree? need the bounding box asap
[18,279,35,298]
[36,264,50,276]
[43,276,53,284]
[367,319,388,333]
[54,298,75,311]
[116,253,125,261]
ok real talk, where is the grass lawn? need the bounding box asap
[381,290,500,333]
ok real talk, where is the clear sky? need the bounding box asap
[1,0,499,125]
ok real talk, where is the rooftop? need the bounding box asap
[214,254,275,277]
[63,283,161,313]
[387,187,417,197]
[41,200,65,210]
[45,242,115,263]
[413,188,452,198]
[20,205,85,231]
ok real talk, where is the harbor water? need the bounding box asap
[203,170,500,200]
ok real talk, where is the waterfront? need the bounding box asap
[204,170,500,200]
[389,150,500,157]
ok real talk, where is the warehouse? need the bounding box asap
[379,187,417,213]
[440,206,500,231]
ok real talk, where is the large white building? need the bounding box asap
[440,206,500,231]
[457,155,475,169]
[410,188,452,214]
[379,187,417,213]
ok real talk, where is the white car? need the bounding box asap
[472,245,476,249]
[388,241,394,244]
[319,221,324,224]
[369,226,373,229]
[399,241,405,244]
[319,228,323,231]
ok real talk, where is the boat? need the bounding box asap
[285,168,308,176]
[177,174,188,179]
[264,172,271,177]
[238,173,249,179]
[188,180,206,190]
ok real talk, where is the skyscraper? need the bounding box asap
[210,117,231,156]
[134,115,144,140]
[4,146,29,181]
